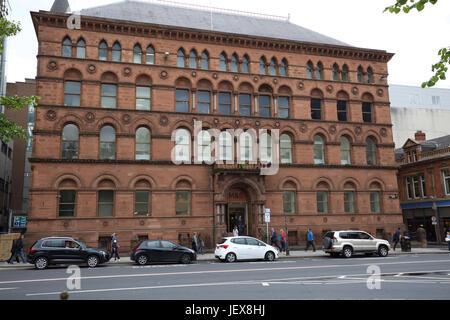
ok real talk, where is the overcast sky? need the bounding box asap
[5,0,450,88]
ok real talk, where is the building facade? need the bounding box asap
[28,0,403,251]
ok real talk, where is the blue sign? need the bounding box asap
[13,216,27,228]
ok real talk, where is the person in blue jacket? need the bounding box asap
[305,228,316,252]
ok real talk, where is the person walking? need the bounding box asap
[279,229,286,254]
[232,225,239,237]
[9,234,26,264]
[197,233,204,255]
[8,238,20,263]
[305,229,316,252]
[111,233,120,262]
[445,231,450,251]
[392,228,402,251]
[192,232,198,253]
[270,228,281,251]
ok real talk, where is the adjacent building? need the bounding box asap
[27,0,403,251]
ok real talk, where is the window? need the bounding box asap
[135,190,150,216]
[62,37,72,57]
[405,177,413,199]
[201,51,209,70]
[357,66,364,83]
[64,81,81,106]
[240,132,253,162]
[76,39,85,59]
[62,124,79,159]
[362,102,372,122]
[133,44,142,64]
[344,191,355,213]
[101,84,117,108]
[278,96,290,118]
[177,48,186,67]
[218,92,231,115]
[239,94,251,116]
[197,91,211,114]
[366,137,377,165]
[189,50,197,69]
[176,89,190,113]
[432,95,441,105]
[311,98,322,120]
[317,191,328,213]
[366,67,374,84]
[260,132,272,163]
[420,175,427,197]
[59,190,76,217]
[219,52,227,71]
[241,55,249,73]
[136,86,151,111]
[283,191,295,214]
[219,131,233,161]
[412,176,421,198]
[337,100,347,121]
[98,41,108,61]
[100,126,116,160]
[280,59,287,76]
[332,64,339,81]
[135,127,151,160]
[259,57,267,75]
[370,192,380,213]
[146,45,155,64]
[443,170,450,195]
[280,134,292,164]
[98,190,114,216]
[176,191,190,215]
[315,62,323,80]
[174,129,190,162]
[340,136,351,165]
[197,130,211,163]
[259,95,271,117]
[341,64,349,82]
[111,42,121,62]
[269,58,277,76]
[313,135,325,164]
[231,54,238,72]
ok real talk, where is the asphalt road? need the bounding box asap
[1,253,450,301]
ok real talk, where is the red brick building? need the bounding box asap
[28,0,403,251]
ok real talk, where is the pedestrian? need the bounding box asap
[9,234,26,264]
[392,228,401,251]
[8,238,20,263]
[305,228,316,252]
[270,228,281,251]
[232,225,239,237]
[192,232,198,253]
[111,232,120,262]
[279,229,286,254]
[197,233,204,255]
[445,231,450,251]
[237,216,243,236]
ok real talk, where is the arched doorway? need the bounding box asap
[227,188,249,235]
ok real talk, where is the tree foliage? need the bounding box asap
[384,0,448,88]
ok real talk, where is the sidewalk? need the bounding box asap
[0,247,448,269]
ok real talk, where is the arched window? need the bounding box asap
[306,61,314,79]
[340,136,351,165]
[100,126,116,160]
[174,128,191,162]
[219,131,233,161]
[200,50,209,70]
[280,133,292,164]
[197,130,211,163]
[76,38,85,59]
[135,127,151,160]
[260,132,272,163]
[366,67,374,84]
[219,52,227,71]
[230,53,239,72]
[315,62,323,80]
[146,45,155,65]
[62,124,79,159]
[239,131,253,162]
[357,66,364,83]
[111,42,121,62]
[241,55,250,73]
[98,40,108,61]
[313,134,325,164]
[269,58,277,76]
[62,37,72,57]
[280,58,288,77]
[366,137,377,165]
[259,57,267,75]
[332,63,340,81]
[133,44,142,64]
[189,49,197,69]
[177,48,186,67]
[341,64,349,82]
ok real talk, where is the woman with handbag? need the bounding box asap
[446,231,450,251]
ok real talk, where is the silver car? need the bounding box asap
[322,230,390,258]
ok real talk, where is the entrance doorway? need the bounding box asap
[227,188,250,236]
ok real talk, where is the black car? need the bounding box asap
[130,240,196,265]
[27,237,110,270]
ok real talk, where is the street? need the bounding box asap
[0,253,449,300]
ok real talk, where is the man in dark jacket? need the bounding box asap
[8,234,26,264]
[392,228,402,251]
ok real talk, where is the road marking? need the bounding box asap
[262,282,269,286]
[0,287,17,291]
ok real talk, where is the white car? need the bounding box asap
[215,236,279,263]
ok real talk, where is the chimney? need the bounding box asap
[415,130,426,141]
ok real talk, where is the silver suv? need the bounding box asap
[322,230,390,258]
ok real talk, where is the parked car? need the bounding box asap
[27,237,110,270]
[215,236,279,263]
[322,230,390,258]
[130,240,196,265]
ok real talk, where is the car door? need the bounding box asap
[245,238,266,259]
[230,238,248,259]
[359,232,377,251]
[62,240,85,263]
[348,232,363,252]
[143,240,163,262]
[43,239,66,262]
[160,240,180,262]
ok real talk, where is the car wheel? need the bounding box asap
[265,251,275,261]
[180,254,191,264]
[137,254,148,265]
[378,245,389,257]
[35,257,48,270]
[342,246,353,258]
[225,252,237,263]
[87,255,99,268]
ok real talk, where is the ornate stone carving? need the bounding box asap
[233,75,239,81]
[159,115,169,127]
[191,71,197,78]
[122,114,131,124]
[213,73,219,80]
[329,125,337,135]
[47,61,58,71]
[326,84,333,94]
[86,64,96,74]
[123,67,132,77]
[160,70,168,79]
[299,122,308,133]
[85,112,95,123]
[355,126,362,136]
[377,88,384,97]
[46,110,57,121]
[297,81,304,90]
[351,86,359,95]
[380,128,387,137]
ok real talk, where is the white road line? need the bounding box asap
[0,287,18,291]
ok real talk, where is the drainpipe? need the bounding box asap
[211,167,215,247]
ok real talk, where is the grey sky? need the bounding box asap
[6,0,450,88]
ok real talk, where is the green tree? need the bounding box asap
[0,17,39,143]
[384,0,448,88]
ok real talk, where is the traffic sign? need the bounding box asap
[264,208,270,223]
[431,216,437,225]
